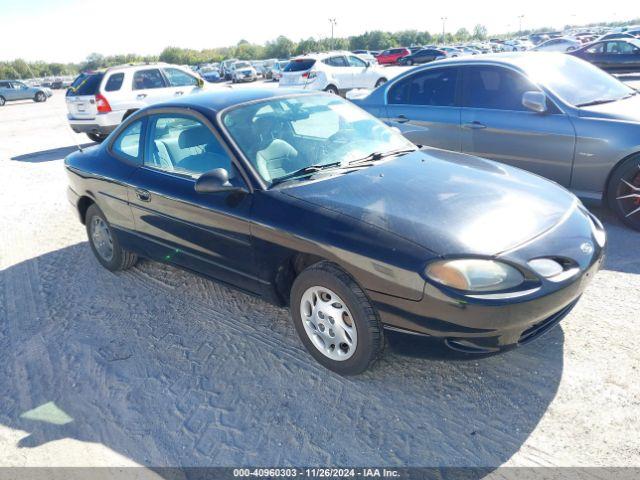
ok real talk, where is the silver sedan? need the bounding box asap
[354,52,640,231]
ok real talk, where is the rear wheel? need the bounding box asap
[375,77,388,88]
[290,261,384,375]
[0,96,5,106]
[87,132,108,143]
[324,85,339,95]
[85,204,138,271]
[34,91,46,102]
[607,154,640,231]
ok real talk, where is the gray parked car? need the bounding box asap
[0,80,52,106]
[354,52,640,230]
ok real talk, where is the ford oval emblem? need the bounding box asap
[580,242,594,255]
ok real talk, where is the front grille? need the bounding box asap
[518,298,579,345]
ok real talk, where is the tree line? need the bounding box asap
[2,18,639,79]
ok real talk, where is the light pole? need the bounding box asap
[518,14,525,34]
[441,17,447,44]
[329,18,337,50]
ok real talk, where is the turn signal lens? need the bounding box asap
[425,259,524,292]
[528,258,564,278]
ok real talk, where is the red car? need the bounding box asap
[375,48,411,65]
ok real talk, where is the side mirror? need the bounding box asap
[196,77,205,88]
[522,91,548,113]
[195,168,242,194]
[365,61,371,67]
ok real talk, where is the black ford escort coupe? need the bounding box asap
[65,89,605,374]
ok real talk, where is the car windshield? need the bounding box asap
[235,62,251,69]
[518,54,634,107]
[222,94,414,185]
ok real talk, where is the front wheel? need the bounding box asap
[290,261,384,375]
[34,92,46,102]
[85,204,138,271]
[0,96,5,106]
[607,154,640,231]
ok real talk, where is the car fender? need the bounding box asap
[570,116,640,196]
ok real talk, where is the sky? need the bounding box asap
[0,0,638,63]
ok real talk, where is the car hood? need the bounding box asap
[577,95,640,122]
[282,149,578,256]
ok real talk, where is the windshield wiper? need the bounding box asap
[347,148,417,167]
[576,98,619,107]
[270,161,343,185]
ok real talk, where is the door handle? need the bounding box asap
[136,93,147,100]
[463,121,487,130]
[135,188,151,202]
[174,90,184,96]
[395,114,410,124]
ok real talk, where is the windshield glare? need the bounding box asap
[520,54,633,106]
[222,94,414,185]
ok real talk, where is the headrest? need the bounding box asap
[178,125,212,149]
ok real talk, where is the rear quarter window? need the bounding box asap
[104,73,125,92]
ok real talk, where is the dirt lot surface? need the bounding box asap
[0,86,639,472]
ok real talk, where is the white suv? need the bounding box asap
[66,63,208,142]
[279,51,388,94]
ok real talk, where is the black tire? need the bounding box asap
[87,132,108,143]
[375,78,388,88]
[34,91,46,102]
[0,96,5,106]
[607,154,640,231]
[324,85,339,95]
[290,261,384,375]
[407,60,414,66]
[85,204,138,271]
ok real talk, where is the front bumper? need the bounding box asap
[369,205,606,353]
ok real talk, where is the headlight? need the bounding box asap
[425,259,524,292]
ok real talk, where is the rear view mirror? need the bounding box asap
[195,168,243,194]
[522,91,548,113]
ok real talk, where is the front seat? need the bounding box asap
[252,116,298,182]
[177,125,232,176]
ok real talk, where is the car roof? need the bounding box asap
[416,51,568,69]
[290,51,357,60]
[149,88,315,115]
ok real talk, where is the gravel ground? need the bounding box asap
[0,87,639,473]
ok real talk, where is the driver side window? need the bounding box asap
[348,56,367,67]
[144,114,237,179]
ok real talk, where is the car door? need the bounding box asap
[459,65,575,187]
[131,68,171,106]
[127,111,260,293]
[0,81,12,100]
[578,42,607,68]
[603,41,640,72]
[162,67,202,99]
[347,55,374,88]
[10,82,30,100]
[324,56,352,90]
[383,66,462,151]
